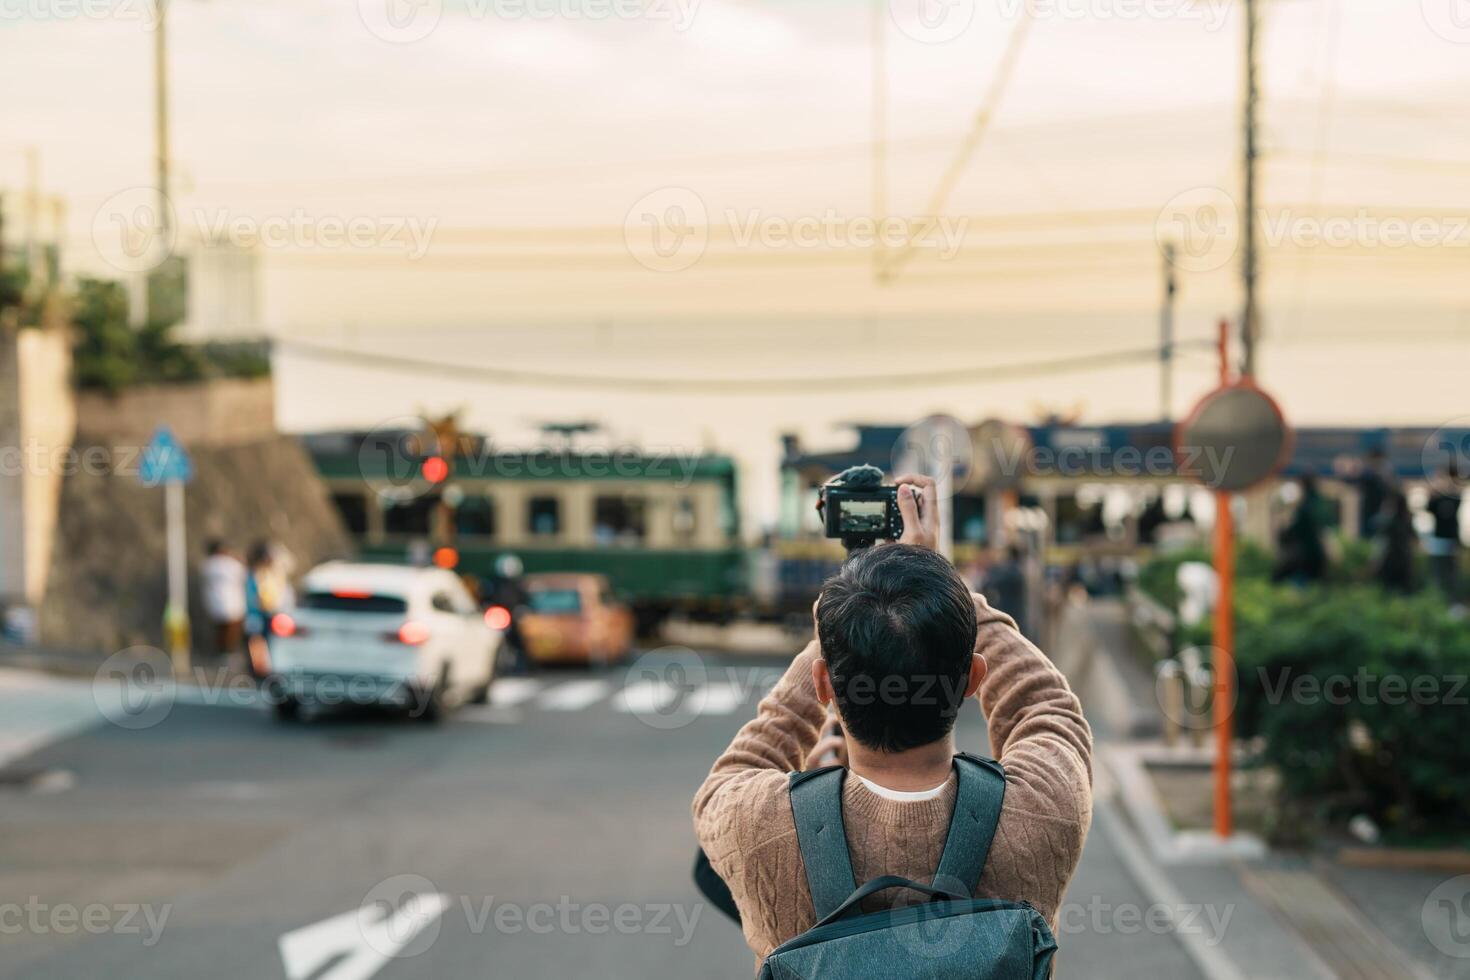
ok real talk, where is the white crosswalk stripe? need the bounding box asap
[612,678,680,715]
[487,677,544,708]
[693,680,745,716]
[536,679,612,711]
[611,678,751,718]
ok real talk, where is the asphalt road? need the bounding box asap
[0,655,1204,979]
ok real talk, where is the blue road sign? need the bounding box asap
[139,426,194,487]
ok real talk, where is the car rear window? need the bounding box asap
[528,588,582,614]
[299,591,408,613]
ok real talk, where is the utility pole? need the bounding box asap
[155,0,171,241]
[871,0,888,284]
[1240,0,1260,377]
[1160,241,1177,422]
[25,148,41,292]
[0,191,8,311]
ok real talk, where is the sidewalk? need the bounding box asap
[0,667,103,771]
[1054,597,1454,980]
[0,645,258,777]
[0,638,118,678]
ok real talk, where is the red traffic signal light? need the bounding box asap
[421,455,450,483]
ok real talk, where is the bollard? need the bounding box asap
[164,603,191,679]
[1185,664,1212,749]
[1156,659,1183,748]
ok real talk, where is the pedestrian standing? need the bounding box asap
[1375,490,1416,594]
[1273,476,1329,585]
[1427,464,1463,601]
[489,553,530,676]
[243,542,277,681]
[202,540,247,661]
[1355,448,1393,539]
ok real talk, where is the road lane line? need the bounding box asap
[537,679,612,711]
[488,677,543,708]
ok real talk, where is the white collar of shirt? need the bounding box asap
[853,773,947,802]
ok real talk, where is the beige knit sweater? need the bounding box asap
[692,592,1093,966]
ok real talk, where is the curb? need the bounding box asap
[1335,846,1470,875]
[1103,743,1268,864]
[1091,799,1251,980]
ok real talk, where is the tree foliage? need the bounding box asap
[70,277,266,393]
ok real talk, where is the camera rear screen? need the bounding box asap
[838,499,888,533]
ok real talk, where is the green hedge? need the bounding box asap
[1135,542,1274,610]
[1173,577,1470,836]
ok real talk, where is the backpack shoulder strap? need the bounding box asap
[788,766,857,921]
[932,753,1007,895]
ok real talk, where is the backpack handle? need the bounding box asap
[814,875,968,928]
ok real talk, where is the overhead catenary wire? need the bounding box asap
[879,5,1037,282]
[1285,0,1343,333]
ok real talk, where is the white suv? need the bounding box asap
[267,562,502,722]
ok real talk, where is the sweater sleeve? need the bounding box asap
[691,642,827,950]
[971,591,1093,924]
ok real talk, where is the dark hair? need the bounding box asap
[247,540,272,568]
[816,545,978,753]
[205,538,225,556]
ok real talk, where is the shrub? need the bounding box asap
[1210,582,1469,835]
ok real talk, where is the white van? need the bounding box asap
[267,562,501,722]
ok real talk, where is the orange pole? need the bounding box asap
[1213,489,1235,838]
[1213,319,1234,839]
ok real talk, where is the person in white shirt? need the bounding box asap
[201,539,248,657]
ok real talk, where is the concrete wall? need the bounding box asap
[39,433,351,654]
[0,325,76,605]
[74,376,275,448]
[0,327,22,601]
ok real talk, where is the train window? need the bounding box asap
[529,496,561,536]
[953,494,986,543]
[528,588,581,614]
[385,495,438,536]
[673,497,697,543]
[456,496,496,538]
[594,495,646,545]
[330,493,368,535]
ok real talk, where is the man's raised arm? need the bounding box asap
[971,590,1093,922]
[691,640,826,831]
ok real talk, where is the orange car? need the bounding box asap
[518,573,635,665]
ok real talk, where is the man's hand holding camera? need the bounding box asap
[817,465,941,552]
[892,473,939,551]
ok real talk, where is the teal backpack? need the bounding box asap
[759,753,1057,980]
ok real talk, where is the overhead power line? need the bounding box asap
[275,337,1217,395]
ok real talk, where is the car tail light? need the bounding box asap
[390,621,431,645]
[484,605,512,631]
[271,613,303,638]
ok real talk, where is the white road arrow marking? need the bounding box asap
[278,892,451,980]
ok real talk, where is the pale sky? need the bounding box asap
[3,0,1469,528]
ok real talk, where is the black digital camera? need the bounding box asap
[816,464,906,551]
